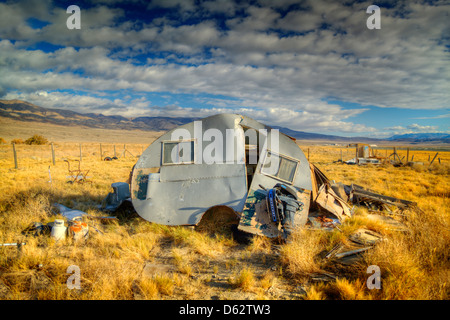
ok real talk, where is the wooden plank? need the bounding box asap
[351,185,415,208]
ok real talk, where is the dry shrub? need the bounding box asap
[25,134,48,145]
[247,235,272,254]
[153,274,174,296]
[166,225,233,258]
[137,277,159,299]
[230,267,255,292]
[324,278,369,300]
[304,284,326,300]
[361,208,450,300]
[11,138,24,144]
[279,229,327,278]
[259,271,276,290]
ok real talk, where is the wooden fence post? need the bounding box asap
[79,143,82,162]
[429,152,439,166]
[100,143,103,161]
[51,143,55,165]
[114,145,116,158]
[12,142,18,169]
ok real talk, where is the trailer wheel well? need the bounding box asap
[196,205,240,234]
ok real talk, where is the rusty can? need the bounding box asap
[68,220,89,241]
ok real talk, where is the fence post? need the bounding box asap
[114,145,116,158]
[100,143,103,161]
[51,143,56,165]
[12,142,18,169]
[406,148,409,163]
[429,152,438,166]
[79,143,82,162]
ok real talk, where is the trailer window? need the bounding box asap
[162,140,195,165]
[260,151,299,184]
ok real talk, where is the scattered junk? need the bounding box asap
[349,184,416,214]
[343,145,440,169]
[64,159,91,184]
[0,242,26,248]
[50,219,67,241]
[344,143,382,165]
[100,182,132,212]
[324,228,385,265]
[54,203,87,221]
[68,220,89,241]
[20,204,100,243]
[103,156,119,161]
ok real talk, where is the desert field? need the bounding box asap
[0,128,449,300]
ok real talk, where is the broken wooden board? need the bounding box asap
[350,184,415,209]
[348,228,384,246]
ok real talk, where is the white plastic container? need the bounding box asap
[51,219,67,240]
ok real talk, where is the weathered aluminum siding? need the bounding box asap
[131,113,311,226]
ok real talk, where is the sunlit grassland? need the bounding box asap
[0,142,448,300]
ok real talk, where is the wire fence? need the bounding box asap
[1,142,151,169]
[2,142,447,170]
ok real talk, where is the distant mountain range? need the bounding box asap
[0,99,448,144]
[387,133,450,143]
[0,99,196,131]
[270,126,381,142]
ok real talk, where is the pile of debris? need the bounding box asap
[302,162,417,263]
[308,162,415,227]
[343,143,382,165]
[15,203,119,246]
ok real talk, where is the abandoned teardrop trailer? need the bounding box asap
[128,113,316,239]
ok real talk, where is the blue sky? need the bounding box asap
[0,0,449,137]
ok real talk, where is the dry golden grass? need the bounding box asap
[0,141,449,300]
